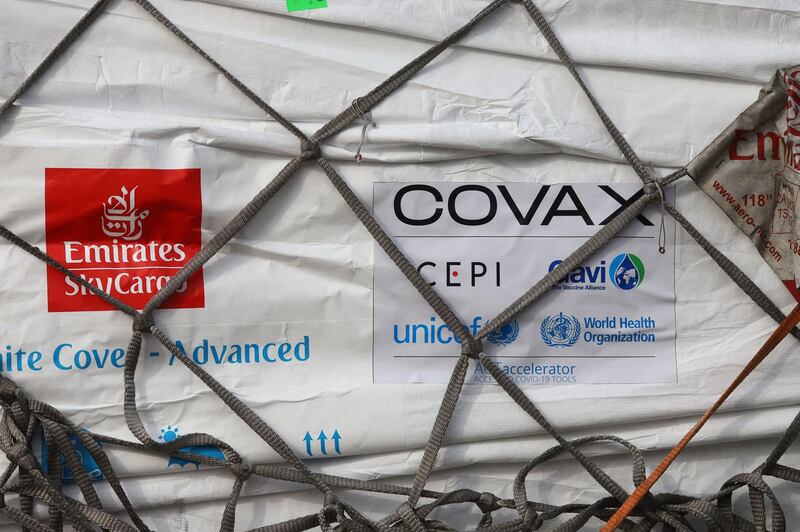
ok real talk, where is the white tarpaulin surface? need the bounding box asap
[1,0,800,529]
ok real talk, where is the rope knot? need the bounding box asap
[396,502,426,531]
[461,338,483,359]
[643,178,666,205]
[231,461,252,481]
[0,378,19,402]
[300,138,321,160]
[319,494,343,532]
[132,312,154,333]
[5,443,35,469]
[476,491,499,513]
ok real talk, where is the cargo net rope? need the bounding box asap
[1,0,800,531]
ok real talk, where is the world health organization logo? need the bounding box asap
[540,313,581,347]
[487,320,520,346]
[609,253,645,290]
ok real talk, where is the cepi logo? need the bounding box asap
[417,260,501,288]
[609,253,645,290]
[486,320,520,346]
[540,312,581,347]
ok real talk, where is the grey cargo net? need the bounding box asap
[0,0,799,530]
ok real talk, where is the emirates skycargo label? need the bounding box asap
[690,66,800,300]
[45,168,204,312]
[372,182,677,385]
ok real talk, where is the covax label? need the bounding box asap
[372,182,677,385]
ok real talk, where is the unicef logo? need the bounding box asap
[540,313,581,348]
[609,253,645,290]
[487,320,520,346]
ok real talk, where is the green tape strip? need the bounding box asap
[286,0,327,12]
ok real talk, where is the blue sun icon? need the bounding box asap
[160,425,179,442]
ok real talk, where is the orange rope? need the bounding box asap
[600,303,800,532]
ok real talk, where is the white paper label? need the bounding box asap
[373,182,677,385]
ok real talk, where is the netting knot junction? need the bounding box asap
[300,138,322,160]
[461,338,483,359]
[230,461,252,481]
[0,378,20,404]
[132,312,155,333]
[4,443,35,470]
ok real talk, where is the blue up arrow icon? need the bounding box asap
[302,430,343,456]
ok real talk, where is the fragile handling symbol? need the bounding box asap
[303,430,342,456]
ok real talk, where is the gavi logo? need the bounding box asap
[609,253,645,290]
[45,168,204,312]
[548,253,645,291]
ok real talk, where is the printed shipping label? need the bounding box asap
[689,67,800,301]
[45,168,204,312]
[373,182,677,385]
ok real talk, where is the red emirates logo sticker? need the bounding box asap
[44,168,205,312]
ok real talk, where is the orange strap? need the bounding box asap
[600,303,800,532]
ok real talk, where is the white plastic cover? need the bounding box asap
[1,0,800,528]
